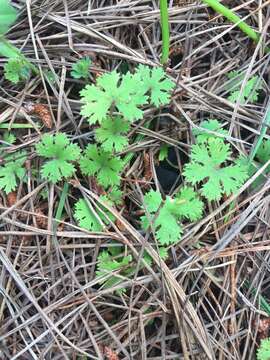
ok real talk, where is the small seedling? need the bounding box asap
[80,65,174,124]
[184,138,248,201]
[36,133,81,183]
[184,122,248,201]
[193,119,228,143]
[79,144,124,188]
[96,249,133,294]
[96,245,169,294]
[227,71,262,104]
[71,57,91,80]
[95,116,130,152]
[4,57,32,84]
[0,150,26,193]
[74,197,115,232]
[141,187,203,245]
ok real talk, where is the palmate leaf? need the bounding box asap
[141,188,203,246]
[193,119,228,143]
[227,72,262,104]
[183,138,248,201]
[79,144,124,188]
[0,151,26,193]
[80,70,147,124]
[136,65,175,106]
[95,117,130,152]
[0,0,17,35]
[80,65,174,124]
[36,133,81,183]
[4,57,31,84]
[96,250,133,294]
[74,198,114,232]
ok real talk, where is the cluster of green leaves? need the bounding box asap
[78,65,174,190]
[36,133,81,183]
[73,189,122,232]
[227,71,262,104]
[4,57,31,84]
[141,187,203,245]
[183,120,248,201]
[80,65,174,124]
[74,198,114,232]
[257,338,270,360]
[71,57,91,80]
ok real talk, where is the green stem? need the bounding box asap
[202,0,260,43]
[0,123,37,129]
[160,0,170,64]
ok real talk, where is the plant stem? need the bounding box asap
[160,0,170,64]
[202,0,260,43]
[0,123,37,129]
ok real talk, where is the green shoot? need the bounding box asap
[71,57,91,80]
[227,72,262,104]
[95,116,130,152]
[80,65,174,124]
[141,188,203,245]
[74,198,114,232]
[36,133,81,183]
[0,150,26,193]
[96,250,133,294]
[0,1,37,73]
[193,119,228,143]
[79,144,124,188]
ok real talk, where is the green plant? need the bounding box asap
[71,57,91,80]
[159,0,170,64]
[96,245,168,294]
[257,338,270,360]
[4,57,31,84]
[80,65,174,124]
[96,249,133,294]
[0,150,26,193]
[183,136,248,201]
[74,197,115,231]
[95,116,130,152]
[193,119,228,143]
[79,144,124,188]
[36,133,81,183]
[158,143,169,161]
[1,131,16,146]
[141,187,203,245]
[227,71,262,104]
